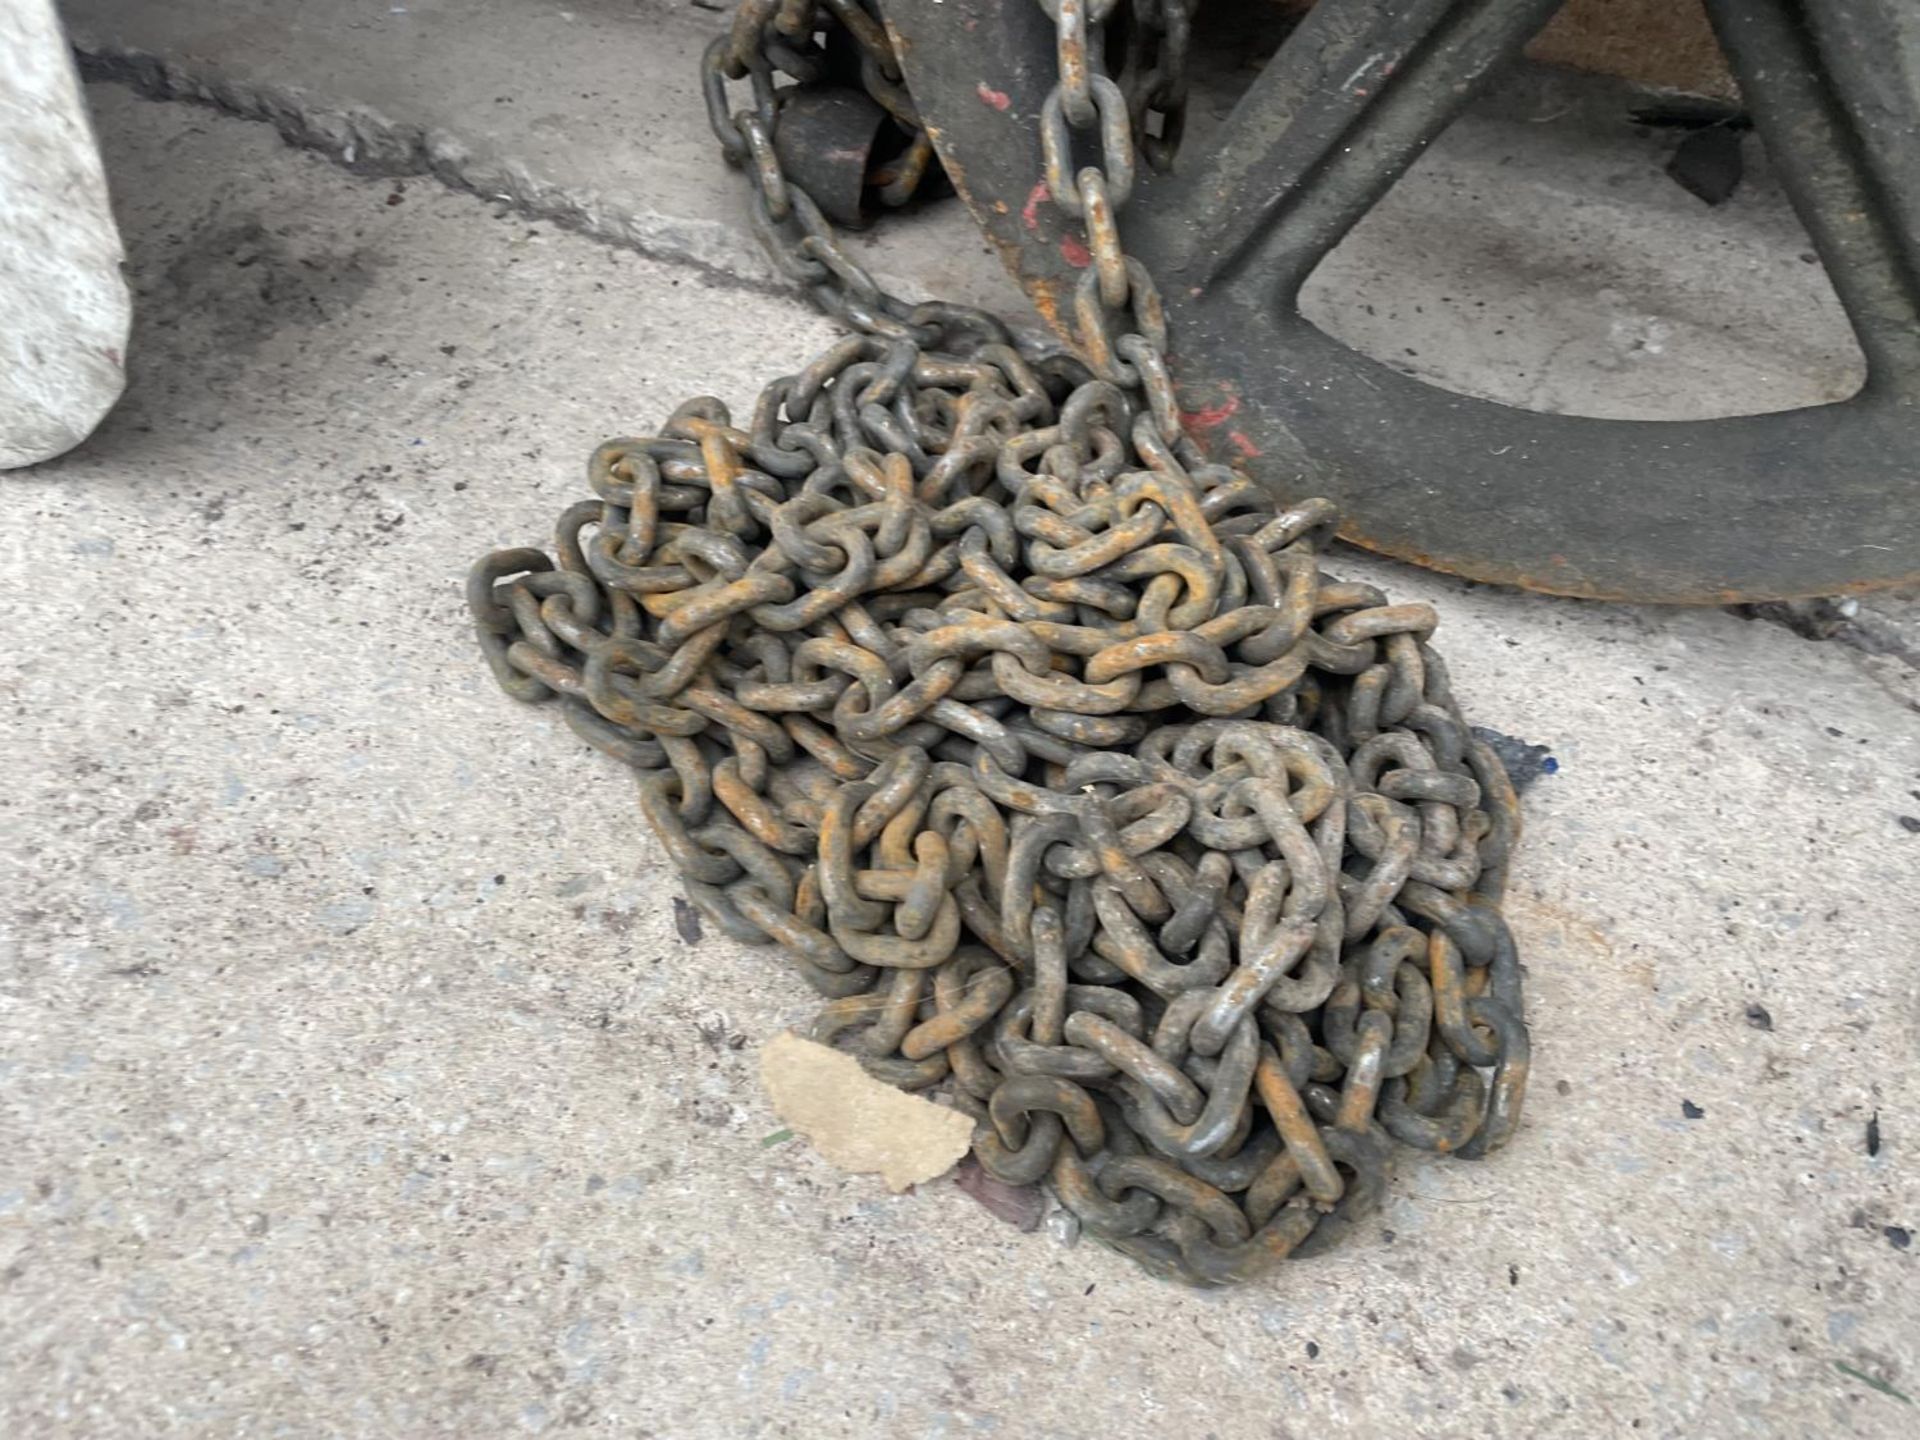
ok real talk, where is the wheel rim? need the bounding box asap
[887,0,1920,602]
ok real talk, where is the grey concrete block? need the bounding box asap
[0,0,130,468]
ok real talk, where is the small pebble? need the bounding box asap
[1045,1208,1082,1249]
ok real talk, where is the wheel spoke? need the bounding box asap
[1703,0,1920,387]
[1145,0,1563,298]
[891,0,1920,599]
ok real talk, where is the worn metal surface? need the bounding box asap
[889,0,1920,604]
[769,86,890,228]
[470,0,1528,1287]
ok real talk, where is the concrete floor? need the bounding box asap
[2,36,1918,1440]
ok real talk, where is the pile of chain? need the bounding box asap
[468,0,1529,1286]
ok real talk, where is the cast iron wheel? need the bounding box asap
[886,0,1920,603]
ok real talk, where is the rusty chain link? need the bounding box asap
[470,0,1530,1286]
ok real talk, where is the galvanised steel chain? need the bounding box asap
[469,0,1530,1286]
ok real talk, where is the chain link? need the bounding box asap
[469,0,1531,1286]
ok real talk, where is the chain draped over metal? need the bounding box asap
[469,0,1530,1286]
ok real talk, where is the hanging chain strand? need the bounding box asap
[470,0,1530,1286]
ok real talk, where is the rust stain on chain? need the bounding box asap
[469,0,1534,1287]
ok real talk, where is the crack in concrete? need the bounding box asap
[1729,599,1920,676]
[73,41,796,305]
[1727,600,1920,710]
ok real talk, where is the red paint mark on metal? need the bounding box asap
[1059,234,1091,268]
[1227,430,1262,460]
[1022,181,1049,232]
[1179,395,1240,432]
[976,82,1012,111]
